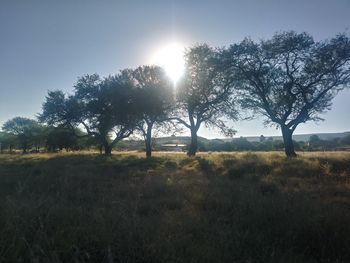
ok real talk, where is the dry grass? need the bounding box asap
[0,151,350,262]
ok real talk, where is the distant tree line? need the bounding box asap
[203,134,350,152]
[101,134,350,152]
[1,31,350,157]
[0,118,94,153]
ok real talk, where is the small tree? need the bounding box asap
[224,32,350,157]
[132,65,175,158]
[309,135,322,149]
[0,132,17,153]
[2,117,41,153]
[45,127,81,152]
[175,44,237,156]
[232,137,253,151]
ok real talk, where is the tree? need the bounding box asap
[40,71,139,155]
[0,132,17,153]
[2,117,41,153]
[309,134,322,149]
[30,125,47,152]
[232,137,253,151]
[132,65,175,158]
[224,31,350,157]
[259,135,266,142]
[175,44,237,156]
[45,126,81,152]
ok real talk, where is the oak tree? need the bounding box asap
[175,44,236,156]
[132,66,175,157]
[224,32,350,157]
[40,71,139,154]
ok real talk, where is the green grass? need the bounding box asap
[0,152,350,262]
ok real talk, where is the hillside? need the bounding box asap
[241,131,350,142]
[140,132,350,145]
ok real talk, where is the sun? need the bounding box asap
[151,43,185,84]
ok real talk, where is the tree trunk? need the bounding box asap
[22,141,27,154]
[145,124,153,158]
[104,144,112,155]
[187,128,198,156]
[281,126,297,157]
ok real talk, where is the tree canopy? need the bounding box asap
[2,31,349,157]
[40,71,139,154]
[132,65,175,157]
[2,117,42,153]
[223,31,350,156]
[175,44,237,156]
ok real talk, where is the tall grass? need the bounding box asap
[0,152,350,262]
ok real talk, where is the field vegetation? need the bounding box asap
[1,152,350,262]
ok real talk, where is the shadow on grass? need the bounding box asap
[0,153,350,262]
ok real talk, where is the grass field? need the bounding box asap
[0,151,350,263]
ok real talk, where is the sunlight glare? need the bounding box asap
[151,43,185,84]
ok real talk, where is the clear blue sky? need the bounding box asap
[0,0,349,138]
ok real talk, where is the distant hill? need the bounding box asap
[150,132,350,145]
[152,136,210,145]
[238,132,350,142]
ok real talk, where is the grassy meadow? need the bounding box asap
[0,151,350,262]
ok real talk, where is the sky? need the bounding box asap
[0,0,349,138]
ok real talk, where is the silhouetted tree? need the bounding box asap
[175,44,237,156]
[259,135,266,142]
[40,71,139,154]
[2,117,41,153]
[224,32,350,157]
[132,66,175,158]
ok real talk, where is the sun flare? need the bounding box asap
[151,43,185,83]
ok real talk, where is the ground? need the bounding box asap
[0,151,350,263]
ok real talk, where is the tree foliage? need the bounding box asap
[40,72,139,154]
[2,117,42,153]
[45,127,84,152]
[175,44,237,156]
[3,32,348,156]
[132,65,175,157]
[0,132,17,152]
[224,31,350,156]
